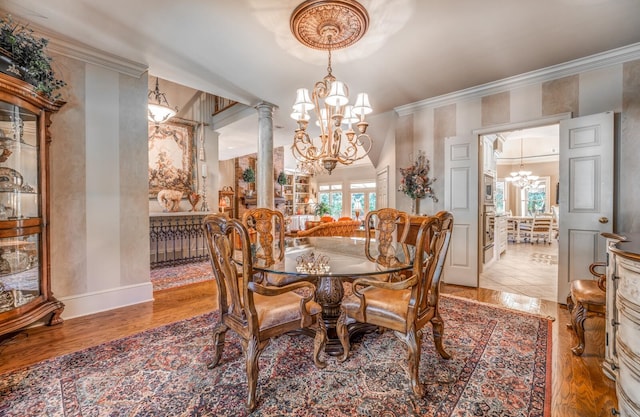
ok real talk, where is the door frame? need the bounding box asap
[472,113,572,287]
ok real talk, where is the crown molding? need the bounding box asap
[47,37,148,78]
[1,12,148,78]
[395,42,640,116]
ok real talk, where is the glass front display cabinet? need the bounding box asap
[0,72,64,337]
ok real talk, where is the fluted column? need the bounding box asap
[256,101,276,208]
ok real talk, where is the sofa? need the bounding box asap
[296,219,361,237]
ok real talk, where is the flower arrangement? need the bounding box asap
[398,150,438,202]
[0,14,66,100]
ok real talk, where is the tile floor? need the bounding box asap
[479,239,558,302]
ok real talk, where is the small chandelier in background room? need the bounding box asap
[148,77,177,124]
[289,0,373,175]
[506,138,541,190]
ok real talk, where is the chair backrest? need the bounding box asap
[412,211,454,317]
[532,214,553,232]
[242,208,285,265]
[203,214,258,328]
[364,208,410,265]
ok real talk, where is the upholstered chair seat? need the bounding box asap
[340,286,412,332]
[253,292,323,331]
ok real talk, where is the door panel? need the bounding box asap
[444,135,478,287]
[558,111,614,303]
[376,166,388,208]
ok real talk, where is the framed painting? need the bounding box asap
[148,121,195,197]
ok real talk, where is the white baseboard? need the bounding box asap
[58,283,154,320]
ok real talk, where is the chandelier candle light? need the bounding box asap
[505,138,541,190]
[289,0,373,174]
[148,77,177,125]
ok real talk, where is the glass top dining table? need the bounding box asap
[243,236,416,355]
[251,236,414,279]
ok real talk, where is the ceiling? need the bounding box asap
[3,0,640,165]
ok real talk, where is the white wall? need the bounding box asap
[49,51,152,319]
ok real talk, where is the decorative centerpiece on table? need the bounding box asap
[398,150,437,215]
[0,14,66,100]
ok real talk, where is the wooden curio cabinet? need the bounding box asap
[0,72,64,336]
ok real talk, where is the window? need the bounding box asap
[495,180,506,214]
[350,182,376,219]
[318,184,342,218]
[520,177,551,216]
[318,181,376,219]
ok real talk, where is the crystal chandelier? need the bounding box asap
[289,0,373,175]
[506,139,541,190]
[148,77,177,124]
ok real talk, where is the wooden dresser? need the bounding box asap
[603,233,640,416]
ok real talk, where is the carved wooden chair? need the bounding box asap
[363,208,411,271]
[203,214,327,411]
[336,211,454,396]
[566,262,607,356]
[242,208,286,266]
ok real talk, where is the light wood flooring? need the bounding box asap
[481,239,558,302]
[0,278,616,416]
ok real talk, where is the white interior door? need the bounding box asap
[376,166,389,209]
[558,111,614,303]
[444,135,479,287]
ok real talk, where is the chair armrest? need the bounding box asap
[352,274,418,293]
[352,274,418,320]
[589,261,607,291]
[248,280,315,297]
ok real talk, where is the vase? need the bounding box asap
[412,198,420,215]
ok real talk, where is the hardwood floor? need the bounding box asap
[0,279,617,416]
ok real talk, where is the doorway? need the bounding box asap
[479,124,559,302]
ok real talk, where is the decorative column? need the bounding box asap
[256,101,276,208]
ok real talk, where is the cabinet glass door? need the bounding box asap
[0,101,39,220]
[0,233,40,312]
[0,100,41,315]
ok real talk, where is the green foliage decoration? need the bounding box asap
[0,14,66,100]
[242,167,256,183]
[277,171,287,186]
[314,201,331,217]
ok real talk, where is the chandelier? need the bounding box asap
[506,138,541,190]
[289,0,373,175]
[148,77,177,124]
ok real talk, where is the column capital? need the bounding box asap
[255,101,277,117]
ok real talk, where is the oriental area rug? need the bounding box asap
[150,261,213,291]
[0,296,551,417]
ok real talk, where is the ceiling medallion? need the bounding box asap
[289,0,373,175]
[290,0,370,51]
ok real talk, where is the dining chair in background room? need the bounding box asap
[518,213,553,244]
[202,214,327,411]
[551,205,559,240]
[506,217,519,243]
[336,211,454,397]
